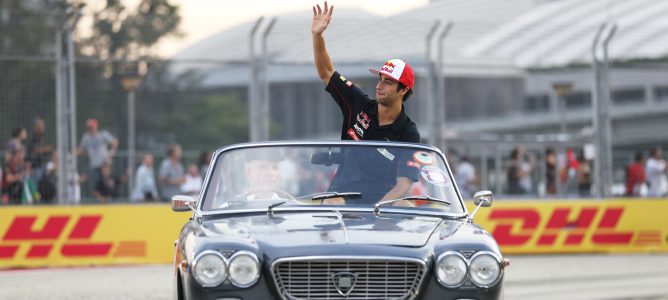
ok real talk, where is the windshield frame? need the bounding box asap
[196,140,468,218]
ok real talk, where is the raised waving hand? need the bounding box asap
[311,1,334,35]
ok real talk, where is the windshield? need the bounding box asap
[201,143,465,214]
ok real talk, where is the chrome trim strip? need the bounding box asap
[468,251,504,288]
[227,250,261,288]
[270,255,428,300]
[216,140,440,154]
[199,206,468,219]
[192,250,229,288]
[435,251,469,288]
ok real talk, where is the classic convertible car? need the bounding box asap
[172,141,506,300]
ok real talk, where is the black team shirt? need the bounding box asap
[325,71,421,202]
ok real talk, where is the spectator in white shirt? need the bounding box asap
[645,147,667,197]
[456,156,476,198]
[181,164,203,197]
[132,154,159,202]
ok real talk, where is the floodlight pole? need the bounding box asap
[248,17,264,142]
[55,26,67,204]
[259,17,277,142]
[552,82,573,135]
[552,82,573,198]
[54,3,83,204]
[66,5,83,203]
[435,22,453,151]
[425,20,440,148]
[120,62,145,199]
[591,23,617,198]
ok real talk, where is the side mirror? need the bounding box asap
[172,195,196,212]
[473,190,493,207]
[470,190,493,221]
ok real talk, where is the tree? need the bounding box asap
[0,0,60,142]
[84,0,181,61]
[74,0,184,153]
[159,94,250,151]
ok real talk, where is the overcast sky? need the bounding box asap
[155,0,428,57]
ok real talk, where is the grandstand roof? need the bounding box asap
[172,0,668,84]
[172,0,535,82]
[463,0,668,68]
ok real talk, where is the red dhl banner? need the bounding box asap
[467,199,668,254]
[0,205,188,269]
[0,199,666,268]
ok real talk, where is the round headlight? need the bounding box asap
[436,252,468,287]
[469,252,501,288]
[192,251,227,287]
[228,251,260,287]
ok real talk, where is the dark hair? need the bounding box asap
[546,147,555,156]
[397,82,413,102]
[650,146,662,157]
[510,148,520,160]
[635,151,643,162]
[198,151,212,166]
[11,127,26,138]
[167,143,181,157]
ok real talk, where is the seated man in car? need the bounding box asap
[242,149,293,201]
[324,147,421,207]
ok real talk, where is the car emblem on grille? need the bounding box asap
[331,271,358,296]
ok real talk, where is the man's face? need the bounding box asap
[143,155,153,167]
[547,153,556,165]
[375,74,405,105]
[34,120,45,135]
[172,147,182,160]
[18,129,27,140]
[102,165,111,176]
[87,124,98,133]
[245,160,279,192]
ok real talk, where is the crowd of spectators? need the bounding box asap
[448,145,667,199]
[2,118,666,204]
[625,147,668,197]
[1,118,211,205]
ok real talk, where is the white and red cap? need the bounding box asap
[369,59,414,89]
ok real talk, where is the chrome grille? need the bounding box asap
[272,257,425,300]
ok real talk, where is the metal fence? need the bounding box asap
[2,1,668,204]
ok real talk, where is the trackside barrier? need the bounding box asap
[0,205,189,269]
[0,199,666,269]
[466,199,668,254]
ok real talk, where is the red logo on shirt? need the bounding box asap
[347,128,360,141]
[356,112,370,129]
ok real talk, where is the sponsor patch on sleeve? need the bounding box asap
[340,75,347,82]
[346,81,353,87]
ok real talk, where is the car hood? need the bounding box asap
[199,211,452,248]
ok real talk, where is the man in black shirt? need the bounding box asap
[311,2,421,204]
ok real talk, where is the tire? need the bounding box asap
[175,270,185,300]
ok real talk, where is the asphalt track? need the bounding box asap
[1,254,667,300]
